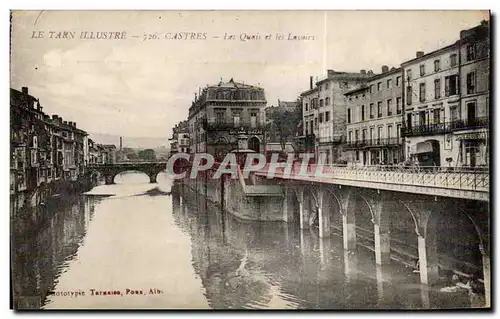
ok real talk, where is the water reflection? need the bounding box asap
[172,181,473,310]
[11,172,475,309]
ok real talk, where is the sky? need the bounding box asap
[10,10,488,139]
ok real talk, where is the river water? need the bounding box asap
[11,172,475,309]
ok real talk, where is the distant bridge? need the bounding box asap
[87,162,167,184]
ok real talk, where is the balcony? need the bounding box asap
[403,117,489,137]
[344,137,403,149]
[202,119,265,134]
[317,136,345,144]
[450,117,489,131]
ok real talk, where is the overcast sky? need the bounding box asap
[10,10,488,138]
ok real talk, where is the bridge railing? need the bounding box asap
[257,163,489,192]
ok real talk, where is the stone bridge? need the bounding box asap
[87,162,167,184]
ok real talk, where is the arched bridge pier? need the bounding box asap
[88,162,167,185]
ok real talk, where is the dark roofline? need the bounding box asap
[316,73,372,85]
[401,42,458,66]
[366,67,402,81]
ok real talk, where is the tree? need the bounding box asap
[138,149,156,161]
[267,107,302,152]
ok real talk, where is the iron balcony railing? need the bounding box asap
[344,137,403,149]
[317,136,345,144]
[201,119,265,132]
[403,117,489,137]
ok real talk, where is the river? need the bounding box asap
[11,171,475,309]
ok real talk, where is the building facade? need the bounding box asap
[402,21,489,168]
[344,67,404,166]
[10,87,89,195]
[264,99,301,153]
[300,70,372,164]
[188,78,267,160]
[168,120,190,156]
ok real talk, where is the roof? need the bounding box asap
[401,43,458,67]
[316,71,374,85]
[101,144,117,149]
[211,78,263,90]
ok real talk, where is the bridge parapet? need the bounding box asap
[256,163,489,201]
[87,162,167,184]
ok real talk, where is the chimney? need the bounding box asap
[52,114,58,121]
[309,76,313,90]
[367,70,374,75]
[120,137,123,151]
[72,122,77,128]
[360,69,366,74]
[63,121,68,125]
[382,65,389,73]
[416,51,424,58]
[327,69,335,77]
[21,87,28,94]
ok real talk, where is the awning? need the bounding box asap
[415,141,433,154]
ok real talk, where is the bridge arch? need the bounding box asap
[87,162,166,185]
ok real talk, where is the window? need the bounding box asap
[467,71,476,94]
[305,103,308,111]
[355,130,359,142]
[466,44,476,61]
[362,129,367,142]
[397,124,401,139]
[419,83,426,102]
[370,103,374,118]
[233,112,241,127]
[348,131,353,143]
[445,75,459,96]
[370,85,374,93]
[216,112,224,124]
[319,113,324,123]
[377,82,382,91]
[325,97,330,106]
[434,60,440,72]
[419,111,426,126]
[377,101,382,118]
[407,69,412,80]
[250,112,257,127]
[387,125,393,138]
[325,111,330,122]
[406,86,413,105]
[434,79,441,99]
[310,121,313,133]
[387,79,392,89]
[355,151,360,161]
[347,109,351,123]
[370,127,374,141]
[450,105,458,122]
[314,117,318,127]
[325,83,329,90]
[361,105,365,121]
[377,127,382,141]
[387,99,393,115]
[396,97,402,114]
[319,99,324,107]
[396,76,401,87]
[420,64,425,76]
[433,109,441,124]
[450,54,457,67]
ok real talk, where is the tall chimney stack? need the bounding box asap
[309,76,313,90]
[21,87,28,94]
[120,137,123,151]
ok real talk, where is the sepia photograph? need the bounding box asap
[9,10,491,310]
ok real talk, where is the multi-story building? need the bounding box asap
[188,78,267,160]
[88,139,100,165]
[300,70,372,164]
[402,21,489,168]
[168,120,190,155]
[100,144,117,164]
[455,21,490,168]
[10,87,89,194]
[344,66,404,166]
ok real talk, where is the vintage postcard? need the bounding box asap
[10,10,491,310]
